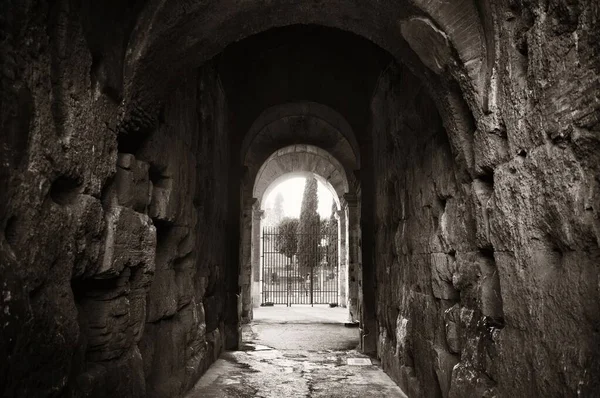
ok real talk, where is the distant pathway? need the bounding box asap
[187,306,408,398]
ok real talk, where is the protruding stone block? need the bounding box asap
[146,269,178,323]
[155,226,190,270]
[444,304,461,354]
[473,129,509,176]
[175,267,195,310]
[98,206,156,279]
[431,253,459,300]
[452,252,481,293]
[84,295,132,361]
[149,179,175,222]
[116,153,135,169]
[72,195,105,278]
[115,154,152,212]
[479,255,504,321]
[449,362,496,398]
[395,315,410,355]
[434,348,460,398]
[472,179,494,249]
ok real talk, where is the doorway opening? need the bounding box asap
[250,177,357,351]
[261,176,339,306]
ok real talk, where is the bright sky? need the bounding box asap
[264,177,334,219]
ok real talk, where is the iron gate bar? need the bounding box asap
[261,223,338,306]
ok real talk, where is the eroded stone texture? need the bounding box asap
[1,1,598,397]
[0,2,233,392]
[0,1,119,396]
[371,1,600,396]
[135,64,233,397]
[372,62,456,398]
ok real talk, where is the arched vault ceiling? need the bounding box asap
[243,102,359,172]
[253,145,349,206]
[122,0,493,126]
[218,26,391,141]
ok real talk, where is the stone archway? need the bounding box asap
[253,145,349,207]
[242,101,360,170]
[240,145,360,326]
[4,3,600,397]
[241,101,360,196]
[122,0,492,136]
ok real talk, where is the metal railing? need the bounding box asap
[261,225,338,306]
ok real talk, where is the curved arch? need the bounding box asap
[253,145,349,208]
[122,1,490,123]
[242,102,360,169]
[261,172,342,211]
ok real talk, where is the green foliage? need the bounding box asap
[274,217,298,259]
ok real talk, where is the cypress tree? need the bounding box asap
[297,177,320,275]
[268,192,285,227]
[325,202,338,268]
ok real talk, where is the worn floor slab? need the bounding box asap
[253,304,350,324]
[187,306,408,397]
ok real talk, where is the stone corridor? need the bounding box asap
[186,344,406,398]
[1,1,599,398]
[186,306,407,397]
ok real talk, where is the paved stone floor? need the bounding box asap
[187,306,407,397]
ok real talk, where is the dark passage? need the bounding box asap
[1,1,599,398]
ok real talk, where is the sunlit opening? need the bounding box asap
[263,176,335,224]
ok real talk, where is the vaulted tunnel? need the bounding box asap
[244,144,355,322]
[1,1,599,398]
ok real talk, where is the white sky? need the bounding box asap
[264,177,334,219]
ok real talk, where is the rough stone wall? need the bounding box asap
[371,63,464,398]
[0,2,232,396]
[1,1,121,396]
[371,0,600,394]
[484,1,600,396]
[135,64,232,398]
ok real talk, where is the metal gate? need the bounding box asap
[261,225,338,306]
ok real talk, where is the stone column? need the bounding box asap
[359,187,377,355]
[239,198,258,323]
[335,208,348,308]
[344,194,360,323]
[251,207,264,309]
